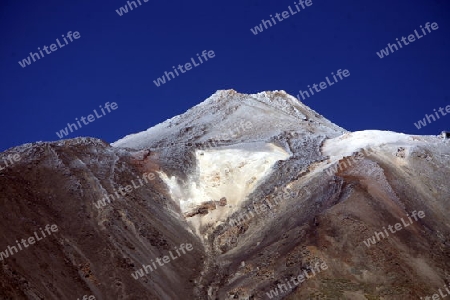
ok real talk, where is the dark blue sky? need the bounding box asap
[1,0,449,152]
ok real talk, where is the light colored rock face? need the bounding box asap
[1,90,450,299]
[159,142,290,236]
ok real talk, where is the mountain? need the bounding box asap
[0,90,449,299]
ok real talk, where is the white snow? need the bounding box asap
[322,130,415,160]
[158,142,290,233]
[111,90,346,150]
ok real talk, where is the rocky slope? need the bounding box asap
[0,90,449,299]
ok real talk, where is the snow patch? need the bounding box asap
[322,130,414,160]
[159,142,290,232]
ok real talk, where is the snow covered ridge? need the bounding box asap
[323,130,419,160]
[320,129,449,209]
[111,89,346,150]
